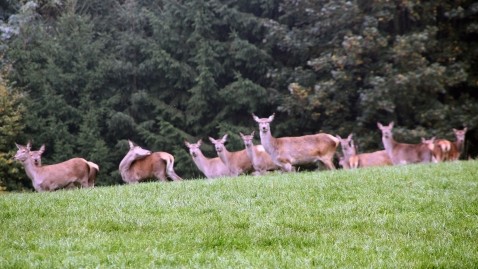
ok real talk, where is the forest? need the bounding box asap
[1,0,477,191]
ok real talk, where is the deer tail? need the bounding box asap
[86,161,99,187]
[163,155,182,181]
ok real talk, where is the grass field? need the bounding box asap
[1,161,477,268]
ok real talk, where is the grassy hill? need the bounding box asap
[1,161,477,268]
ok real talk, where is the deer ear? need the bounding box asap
[208,137,215,143]
[184,141,190,147]
[389,122,394,128]
[26,141,32,150]
[268,113,275,121]
[39,144,45,154]
[252,113,260,122]
[335,135,342,140]
[197,139,202,146]
[128,140,135,149]
[347,133,353,140]
[222,134,228,142]
[251,131,255,137]
[377,122,383,129]
[15,143,22,150]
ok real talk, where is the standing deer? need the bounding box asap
[430,139,452,162]
[31,144,98,187]
[252,113,339,171]
[377,122,434,165]
[119,140,182,184]
[13,142,99,192]
[240,131,280,175]
[209,134,254,176]
[184,140,232,179]
[448,128,468,161]
[336,134,391,169]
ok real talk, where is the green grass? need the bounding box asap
[1,161,477,268]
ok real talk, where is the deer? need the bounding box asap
[447,128,468,161]
[336,134,392,169]
[30,144,98,187]
[377,122,434,165]
[209,134,254,176]
[421,137,439,163]
[252,113,339,172]
[184,139,232,179]
[429,139,452,162]
[239,131,280,175]
[119,140,182,184]
[13,142,99,192]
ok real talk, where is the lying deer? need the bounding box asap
[377,122,434,165]
[184,139,232,179]
[252,113,339,171]
[14,142,99,192]
[30,144,98,187]
[209,134,254,176]
[240,131,280,175]
[336,134,391,169]
[119,140,182,183]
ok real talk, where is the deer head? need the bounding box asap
[252,113,275,133]
[209,134,228,153]
[240,132,255,148]
[14,143,31,162]
[453,128,467,142]
[185,140,202,158]
[421,137,436,151]
[30,144,45,166]
[336,134,356,156]
[127,140,151,159]
[377,122,394,139]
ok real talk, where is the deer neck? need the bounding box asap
[21,158,44,188]
[245,145,256,163]
[217,148,232,168]
[119,152,136,178]
[455,139,464,152]
[191,150,210,175]
[259,129,276,155]
[382,135,397,156]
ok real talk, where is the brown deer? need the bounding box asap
[447,128,468,161]
[119,140,182,184]
[184,140,232,179]
[209,134,254,176]
[239,131,280,175]
[252,113,339,171]
[377,122,434,165]
[429,139,452,162]
[336,134,391,169]
[14,142,99,192]
[31,144,98,187]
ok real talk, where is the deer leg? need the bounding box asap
[155,171,168,182]
[319,158,336,170]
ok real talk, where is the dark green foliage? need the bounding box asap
[0,75,31,191]
[1,0,477,189]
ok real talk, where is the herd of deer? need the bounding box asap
[13,114,468,192]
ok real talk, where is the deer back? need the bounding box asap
[33,158,91,191]
[129,153,167,180]
[274,133,338,164]
[353,150,392,168]
[390,142,433,164]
